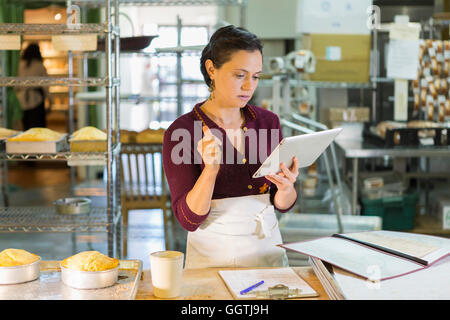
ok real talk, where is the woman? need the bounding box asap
[162,25,299,269]
[15,43,50,130]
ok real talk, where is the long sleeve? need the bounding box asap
[162,125,210,232]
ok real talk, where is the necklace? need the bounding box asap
[201,105,245,130]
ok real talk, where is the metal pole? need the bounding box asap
[272,76,281,115]
[352,158,359,215]
[0,51,7,207]
[105,0,114,258]
[239,0,246,28]
[282,76,290,118]
[66,2,76,195]
[113,0,122,259]
[176,15,182,117]
[371,27,378,123]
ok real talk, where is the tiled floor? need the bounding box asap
[1,164,187,270]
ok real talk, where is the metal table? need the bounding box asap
[334,139,450,215]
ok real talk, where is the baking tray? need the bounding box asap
[0,259,142,300]
[0,132,21,152]
[6,134,68,154]
[363,123,449,147]
[97,36,158,52]
[70,139,106,152]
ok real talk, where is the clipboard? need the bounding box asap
[218,268,319,300]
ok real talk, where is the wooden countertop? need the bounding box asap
[135,266,330,300]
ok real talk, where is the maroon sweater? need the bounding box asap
[162,102,297,232]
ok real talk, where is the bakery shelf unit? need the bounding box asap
[0,0,122,258]
[73,0,247,120]
[259,75,371,123]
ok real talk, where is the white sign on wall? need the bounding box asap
[297,0,373,35]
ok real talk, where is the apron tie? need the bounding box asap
[255,206,272,239]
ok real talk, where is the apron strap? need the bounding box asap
[255,205,273,239]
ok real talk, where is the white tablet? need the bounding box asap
[252,128,343,178]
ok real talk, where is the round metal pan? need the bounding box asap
[60,264,118,289]
[54,197,91,215]
[0,258,41,285]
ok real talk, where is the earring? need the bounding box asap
[208,80,215,101]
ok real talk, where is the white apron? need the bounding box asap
[185,194,289,269]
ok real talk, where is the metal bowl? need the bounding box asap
[0,257,41,285]
[54,197,91,215]
[60,263,119,290]
[97,35,158,52]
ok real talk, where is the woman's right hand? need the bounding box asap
[197,125,222,174]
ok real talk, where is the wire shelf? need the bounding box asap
[45,0,247,7]
[2,144,121,166]
[258,78,371,89]
[291,80,372,89]
[0,23,104,35]
[0,77,119,87]
[0,207,110,233]
[76,92,203,104]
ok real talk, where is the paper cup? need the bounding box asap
[150,251,184,298]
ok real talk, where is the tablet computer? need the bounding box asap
[252,127,343,178]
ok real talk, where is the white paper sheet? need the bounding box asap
[387,39,420,80]
[282,237,424,281]
[333,256,450,300]
[218,268,317,299]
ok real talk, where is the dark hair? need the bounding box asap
[200,25,263,88]
[21,43,43,68]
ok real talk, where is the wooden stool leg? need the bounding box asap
[122,206,128,258]
[163,207,170,250]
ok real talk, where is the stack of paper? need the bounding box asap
[309,257,345,300]
[281,230,450,300]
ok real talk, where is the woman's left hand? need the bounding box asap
[265,156,299,193]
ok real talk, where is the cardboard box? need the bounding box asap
[332,107,370,122]
[322,107,370,123]
[302,34,371,82]
[330,121,364,141]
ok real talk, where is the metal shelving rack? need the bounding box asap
[260,75,371,121]
[0,0,122,258]
[73,0,247,119]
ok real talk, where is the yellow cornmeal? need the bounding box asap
[136,128,165,144]
[0,249,40,267]
[61,251,119,272]
[71,126,107,141]
[8,128,63,142]
[0,128,19,139]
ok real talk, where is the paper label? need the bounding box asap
[420,137,435,146]
[0,35,21,50]
[394,79,408,121]
[325,46,341,61]
[389,24,421,40]
[387,39,420,80]
[445,51,450,60]
[444,206,450,229]
[52,34,97,51]
[428,47,436,57]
